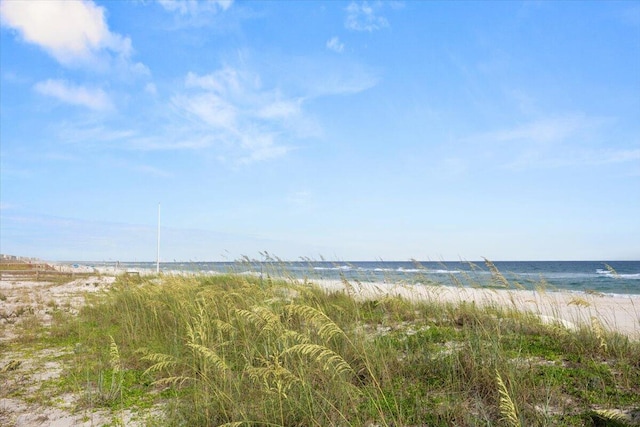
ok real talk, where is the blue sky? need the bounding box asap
[1,0,639,262]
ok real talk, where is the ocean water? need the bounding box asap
[75,260,640,296]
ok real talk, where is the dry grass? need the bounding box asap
[2,265,639,426]
[47,271,639,426]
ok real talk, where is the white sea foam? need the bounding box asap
[596,269,640,279]
[313,265,354,271]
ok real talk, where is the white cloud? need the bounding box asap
[598,148,640,163]
[312,69,379,97]
[35,54,369,164]
[170,68,310,163]
[34,79,113,111]
[345,1,389,32]
[238,132,291,164]
[173,92,238,129]
[279,56,380,98]
[121,135,215,151]
[129,163,172,177]
[56,124,136,144]
[457,114,640,171]
[257,99,302,120]
[129,58,373,161]
[183,69,296,121]
[0,0,134,68]
[466,115,606,147]
[237,52,380,99]
[144,83,158,95]
[548,148,640,168]
[506,147,640,171]
[158,0,233,15]
[326,36,345,53]
[129,61,151,76]
[185,68,243,95]
[487,116,591,144]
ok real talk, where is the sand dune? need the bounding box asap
[312,279,640,340]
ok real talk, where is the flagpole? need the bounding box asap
[156,203,160,274]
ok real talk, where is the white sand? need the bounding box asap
[0,275,165,427]
[311,279,640,340]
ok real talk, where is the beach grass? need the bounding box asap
[12,269,634,427]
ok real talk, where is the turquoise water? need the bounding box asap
[73,260,640,296]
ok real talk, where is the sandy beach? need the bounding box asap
[312,279,640,340]
[0,275,158,426]
[1,272,638,426]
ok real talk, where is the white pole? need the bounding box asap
[156,203,160,274]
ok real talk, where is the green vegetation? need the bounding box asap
[2,271,639,426]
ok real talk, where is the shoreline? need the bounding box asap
[44,259,640,297]
[51,263,640,296]
[4,265,639,340]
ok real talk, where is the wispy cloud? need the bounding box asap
[0,0,145,73]
[31,48,375,165]
[543,148,640,169]
[464,114,611,145]
[257,99,302,120]
[144,83,158,96]
[237,132,291,164]
[459,114,640,171]
[56,124,137,145]
[172,92,237,130]
[34,79,113,111]
[345,1,389,32]
[171,67,310,163]
[326,36,345,53]
[128,135,215,151]
[285,56,380,97]
[472,115,600,145]
[596,148,640,164]
[127,163,173,178]
[43,53,375,163]
[158,0,233,15]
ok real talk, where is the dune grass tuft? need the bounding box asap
[38,268,640,426]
